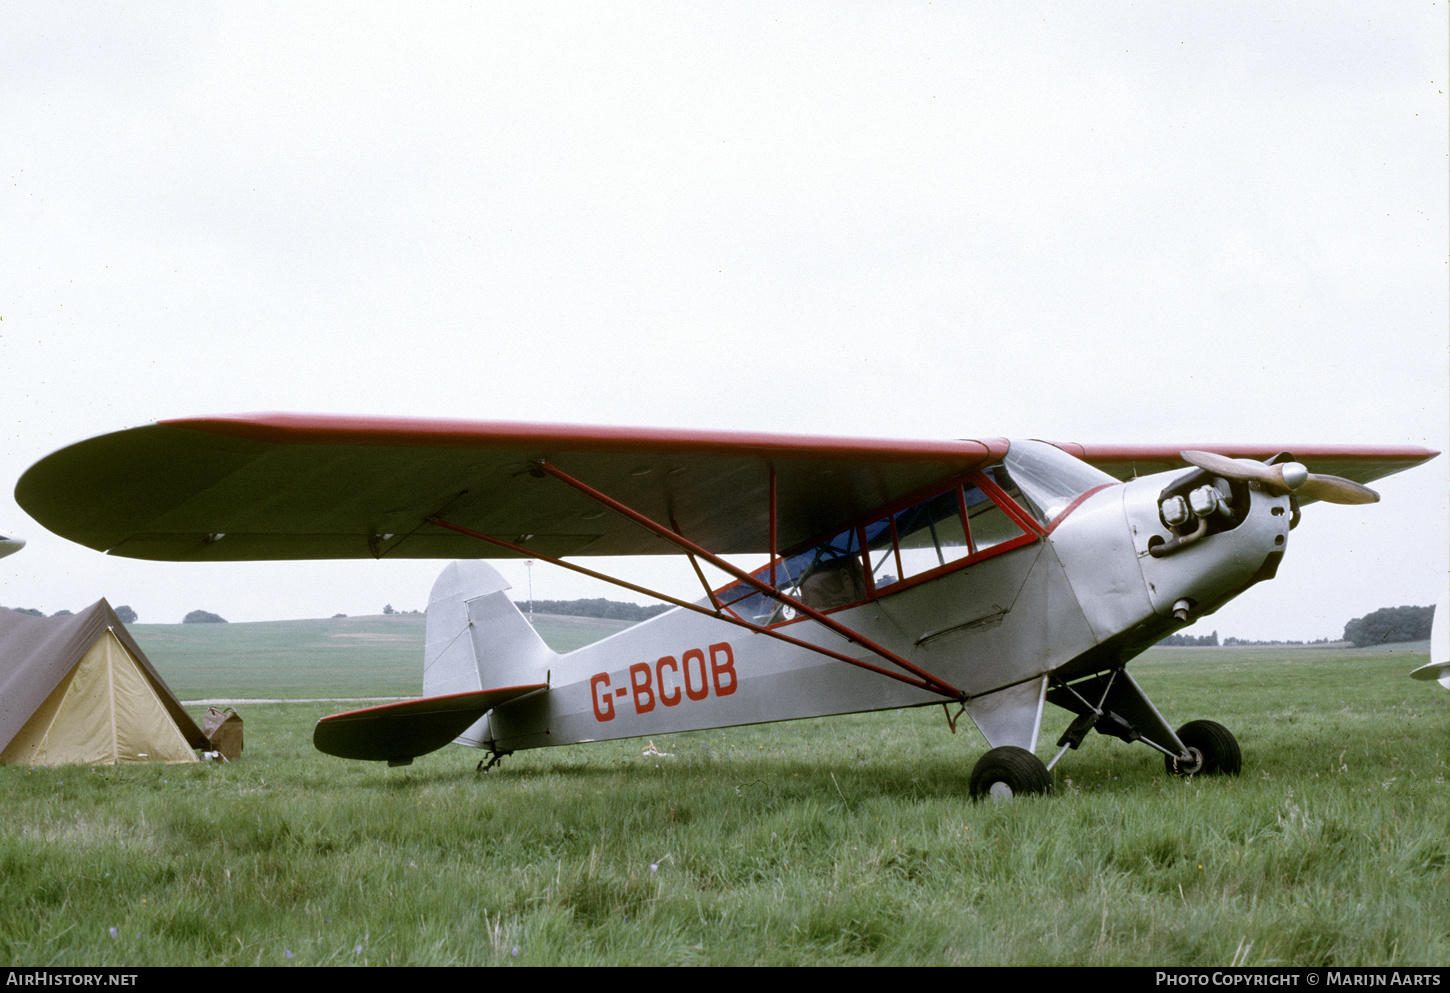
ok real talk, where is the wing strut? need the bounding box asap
[430,460,965,699]
[431,518,961,697]
[670,514,725,613]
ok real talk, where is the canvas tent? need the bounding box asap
[0,600,206,765]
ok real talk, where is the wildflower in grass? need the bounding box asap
[108,927,117,939]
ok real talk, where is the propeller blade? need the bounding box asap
[1179,451,1380,504]
[1298,474,1380,505]
[1179,450,1286,489]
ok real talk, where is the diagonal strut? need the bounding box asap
[429,459,965,699]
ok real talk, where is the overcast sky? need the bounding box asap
[2,3,1445,642]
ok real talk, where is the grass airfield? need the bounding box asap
[1,615,1445,966]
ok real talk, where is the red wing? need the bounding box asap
[16,413,1005,561]
[1057,442,1438,487]
[18,415,1435,563]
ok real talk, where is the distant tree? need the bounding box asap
[183,609,228,624]
[51,609,73,617]
[1343,605,1434,648]
[10,607,43,617]
[519,597,673,622]
[114,605,138,624]
[1222,636,1322,647]
[332,613,347,618]
[383,604,394,615]
[1157,630,1219,647]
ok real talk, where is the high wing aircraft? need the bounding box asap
[14,414,1439,798]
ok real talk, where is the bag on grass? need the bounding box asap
[202,706,243,761]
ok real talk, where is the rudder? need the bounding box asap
[424,561,558,700]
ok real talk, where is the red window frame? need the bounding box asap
[714,467,1047,628]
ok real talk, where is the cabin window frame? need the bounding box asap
[714,467,1046,628]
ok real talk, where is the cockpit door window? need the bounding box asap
[716,467,1040,626]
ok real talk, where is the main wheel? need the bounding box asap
[1165,720,1241,777]
[969,746,1052,801]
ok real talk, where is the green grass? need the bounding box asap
[2,628,1445,966]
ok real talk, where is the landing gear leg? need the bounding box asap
[476,748,512,774]
[1048,670,1233,774]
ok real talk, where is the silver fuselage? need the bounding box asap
[441,462,1292,755]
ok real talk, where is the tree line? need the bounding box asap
[516,598,673,622]
[1158,604,1435,648]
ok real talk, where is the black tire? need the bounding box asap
[1165,719,1241,777]
[969,746,1052,801]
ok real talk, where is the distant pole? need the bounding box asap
[526,560,534,620]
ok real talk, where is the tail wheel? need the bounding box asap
[969,746,1052,801]
[1165,720,1241,777]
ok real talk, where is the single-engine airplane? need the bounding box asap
[14,414,1439,798]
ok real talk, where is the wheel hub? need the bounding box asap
[1176,746,1204,775]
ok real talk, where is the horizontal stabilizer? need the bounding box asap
[1410,659,1449,689]
[313,684,547,762]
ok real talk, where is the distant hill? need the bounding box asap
[130,611,633,700]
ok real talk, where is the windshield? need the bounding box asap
[998,439,1118,525]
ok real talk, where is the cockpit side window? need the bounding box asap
[715,467,1040,627]
[715,526,863,625]
[869,481,1015,591]
[969,473,1028,552]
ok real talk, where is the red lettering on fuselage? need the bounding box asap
[682,648,709,701]
[590,672,614,721]
[629,662,655,713]
[589,642,738,722]
[709,642,737,696]
[656,655,681,706]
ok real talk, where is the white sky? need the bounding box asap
[2,3,1445,642]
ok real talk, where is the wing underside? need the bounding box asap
[16,414,1002,561]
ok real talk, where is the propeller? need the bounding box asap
[1179,451,1380,505]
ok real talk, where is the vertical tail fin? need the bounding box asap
[424,561,558,699]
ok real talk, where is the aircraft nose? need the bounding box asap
[1124,474,1292,624]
